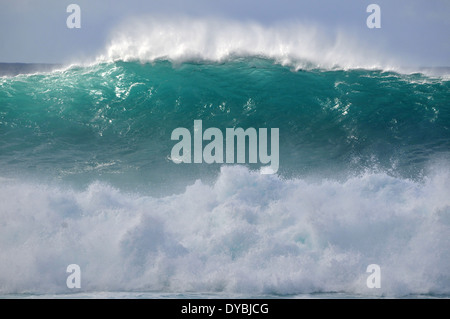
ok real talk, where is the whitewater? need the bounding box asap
[0,17,449,298]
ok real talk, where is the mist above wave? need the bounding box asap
[97,16,398,72]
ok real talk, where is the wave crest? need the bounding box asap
[98,16,395,71]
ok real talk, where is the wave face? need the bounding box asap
[1,60,449,188]
[1,57,450,296]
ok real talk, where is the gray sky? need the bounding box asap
[0,0,449,66]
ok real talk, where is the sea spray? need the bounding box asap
[0,166,449,296]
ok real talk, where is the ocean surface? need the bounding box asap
[1,19,450,298]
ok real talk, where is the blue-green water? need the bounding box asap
[1,60,449,192]
[0,59,449,297]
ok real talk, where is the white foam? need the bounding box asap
[97,16,399,72]
[0,166,449,296]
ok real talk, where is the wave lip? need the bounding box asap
[98,16,398,72]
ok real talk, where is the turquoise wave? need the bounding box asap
[1,59,449,192]
[1,59,450,297]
